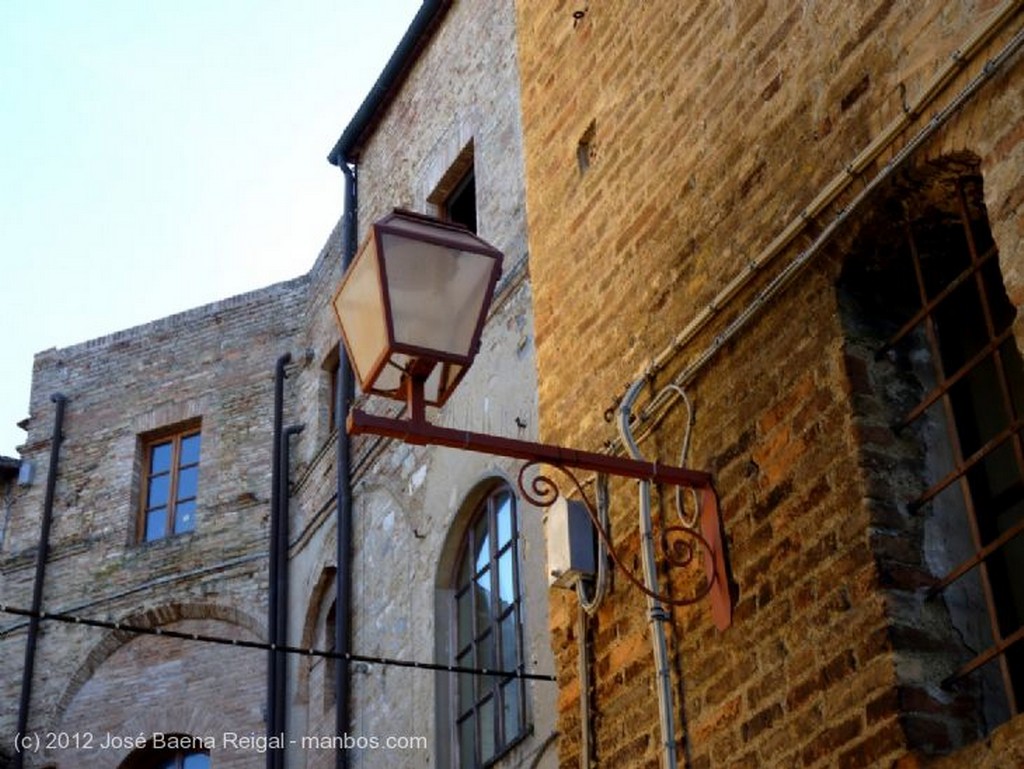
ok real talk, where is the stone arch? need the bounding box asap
[53,601,264,730]
[434,470,516,590]
[295,565,338,705]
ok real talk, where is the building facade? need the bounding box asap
[1,2,556,769]
[514,0,1024,767]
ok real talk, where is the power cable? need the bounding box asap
[0,604,555,682]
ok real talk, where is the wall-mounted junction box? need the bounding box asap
[544,496,597,589]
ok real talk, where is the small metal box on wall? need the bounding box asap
[544,496,597,589]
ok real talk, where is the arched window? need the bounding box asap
[450,484,527,767]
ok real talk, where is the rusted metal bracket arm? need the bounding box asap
[348,409,714,490]
[348,393,732,630]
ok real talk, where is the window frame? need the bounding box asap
[450,484,528,768]
[138,421,202,543]
[878,182,1024,713]
[840,172,1024,736]
[429,140,476,234]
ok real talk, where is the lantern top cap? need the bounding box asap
[373,208,504,258]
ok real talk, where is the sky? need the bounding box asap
[0,0,422,456]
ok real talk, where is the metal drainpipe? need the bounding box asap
[619,381,678,769]
[335,160,357,769]
[276,422,304,768]
[268,354,291,769]
[14,392,67,769]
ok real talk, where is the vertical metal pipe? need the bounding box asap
[268,354,291,769]
[619,382,679,769]
[335,160,357,769]
[276,423,304,768]
[14,393,66,769]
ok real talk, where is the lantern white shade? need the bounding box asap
[332,209,504,407]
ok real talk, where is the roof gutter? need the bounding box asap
[327,0,451,166]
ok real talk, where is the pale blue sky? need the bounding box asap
[0,0,421,455]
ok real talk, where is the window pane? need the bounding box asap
[502,679,522,741]
[174,500,196,534]
[177,466,199,501]
[496,492,513,548]
[457,586,473,648]
[474,514,490,574]
[497,549,515,609]
[475,569,492,631]
[147,474,170,509]
[180,433,201,465]
[458,715,475,768]
[457,649,474,711]
[478,697,495,763]
[456,548,472,588]
[150,441,172,473]
[478,629,494,678]
[146,508,167,541]
[500,610,518,671]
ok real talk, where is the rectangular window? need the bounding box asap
[140,424,201,542]
[842,172,1024,737]
[429,140,476,234]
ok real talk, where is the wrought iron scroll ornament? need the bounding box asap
[344,371,733,629]
[517,460,716,607]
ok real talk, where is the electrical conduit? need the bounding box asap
[619,380,678,769]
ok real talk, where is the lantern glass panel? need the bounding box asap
[333,237,389,390]
[380,232,496,360]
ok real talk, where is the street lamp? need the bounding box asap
[332,209,503,409]
[332,209,731,629]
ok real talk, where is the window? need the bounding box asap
[325,600,337,710]
[444,168,477,233]
[451,485,527,767]
[430,140,476,233]
[840,171,1024,737]
[140,424,201,541]
[119,743,209,769]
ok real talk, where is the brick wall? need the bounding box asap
[515,1,1024,767]
[0,279,307,767]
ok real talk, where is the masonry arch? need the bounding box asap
[48,602,264,769]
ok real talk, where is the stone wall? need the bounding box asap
[285,0,558,765]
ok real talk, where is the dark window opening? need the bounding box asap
[840,171,1024,740]
[119,740,209,769]
[445,170,477,234]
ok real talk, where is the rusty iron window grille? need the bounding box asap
[451,485,528,768]
[880,180,1024,720]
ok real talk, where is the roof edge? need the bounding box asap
[327,0,452,166]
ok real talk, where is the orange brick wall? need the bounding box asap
[515,1,1024,766]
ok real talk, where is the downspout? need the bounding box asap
[14,392,67,769]
[268,354,291,769]
[276,421,305,767]
[619,381,678,769]
[335,160,357,769]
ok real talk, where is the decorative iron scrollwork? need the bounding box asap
[518,460,715,607]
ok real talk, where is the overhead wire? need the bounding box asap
[0,604,555,683]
